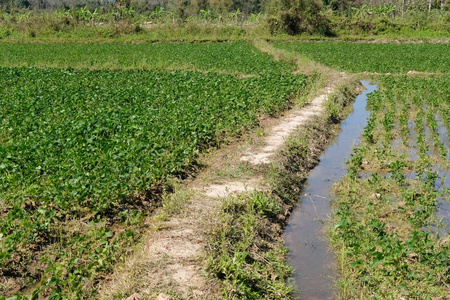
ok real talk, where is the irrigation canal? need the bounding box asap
[284,81,378,299]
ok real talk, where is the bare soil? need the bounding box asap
[240,87,332,165]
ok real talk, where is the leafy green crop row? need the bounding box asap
[0,66,306,298]
[274,42,450,74]
[0,42,295,75]
[379,75,450,161]
[331,75,449,299]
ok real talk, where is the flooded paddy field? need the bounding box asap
[286,76,449,299]
[329,76,449,299]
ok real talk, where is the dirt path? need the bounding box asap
[240,87,332,165]
[97,78,339,299]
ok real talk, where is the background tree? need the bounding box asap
[116,0,132,7]
[266,0,333,35]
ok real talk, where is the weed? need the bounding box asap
[207,191,293,299]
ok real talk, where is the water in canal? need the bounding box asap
[284,81,378,299]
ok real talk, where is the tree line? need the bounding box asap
[0,0,449,38]
[1,0,449,14]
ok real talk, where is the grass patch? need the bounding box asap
[207,191,292,299]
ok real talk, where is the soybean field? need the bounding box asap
[1,40,449,300]
[274,42,450,73]
[0,43,305,298]
[0,42,295,74]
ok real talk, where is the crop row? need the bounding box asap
[274,42,450,73]
[0,42,295,75]
[331,76,449,299]
[0,66,306,298]
[377,75,450,161]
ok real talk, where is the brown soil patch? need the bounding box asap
[240,87,333,165]
[200,178,265,198]
[361,70,444,77]
[98,192,219,299]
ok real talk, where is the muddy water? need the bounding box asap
[284,81,378,299]
[395,110,450,232]
[430,169,450,234]
[405,168,450,234]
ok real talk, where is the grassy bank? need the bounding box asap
[206,78,362,299]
